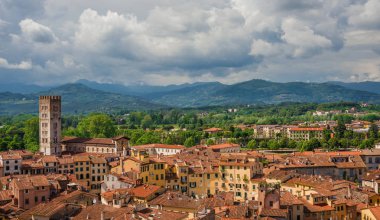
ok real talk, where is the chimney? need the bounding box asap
[120,157,124,173]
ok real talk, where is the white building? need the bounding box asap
[131,144,185,156]
[101,173,135,193]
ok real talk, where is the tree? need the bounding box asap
[141,115,153,130]
[359,139,374,149]
[206,139,215,145]
[23,117,39,152]
[247,140,257,149]
[323,129,332,141]
[268,140,280,150]
[334,120,346,139]
[77,114,116,138]
[184,137,195,147]
[368,123,379,139]
[328,138,340,150]
[259,140,267,149]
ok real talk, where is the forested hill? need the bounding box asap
[1,80,380,115]
[145,79,380,107]
[0,84,164,115]
[327,81,380,95]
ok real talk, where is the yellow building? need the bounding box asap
[111,152,166,187]
[361,206,380,220]
[89,156,108,191]
[73,155,91,189]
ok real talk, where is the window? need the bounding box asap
[25,189,29,194]
[42,196,46,202]
[236,192,241,197]
[35,196,38,202]
[269,201,273,207]
[156,175,159,180]
[25,199,29,205]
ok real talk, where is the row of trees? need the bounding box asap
[0,101,379,152]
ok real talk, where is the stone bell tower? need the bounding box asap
[39,96,62,155]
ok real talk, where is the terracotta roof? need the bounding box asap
[137,208,188,220]
[131,184,162,199]
[149,191,204,210]
[58,157,74,164]
[368,206,380,219]
[101,188,132,202]
[73,155,90,162]
[89,156,107,164]
[62,136,115,145]
[209,143,240,150]
[112,135,130,140]
[280,191,303,206]
[204,127,223,132]
[72,204,133,220]
[0,190,12,202]
[41,155,58,163]
[0,153,22,160]
[12,175,49,190]
[289,127,324,131]
[361,149,380,156]
[260,209,288,218]
[300,198,334,212]
[215,205,251,219]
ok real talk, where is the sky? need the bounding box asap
[0,0,379,86]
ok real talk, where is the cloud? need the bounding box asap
[19,19,57,44]
[0,0,379,85]
[348,0,380,29]
[0,57,32,70]
[281,18,332,57]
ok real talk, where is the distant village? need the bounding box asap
[1,96,380,220]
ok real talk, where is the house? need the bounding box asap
[361,206,380,220]
[9,175,50,210]
[288,127,324,141]
[131,144,185,156]
[0,152,22,176]
[361,149,380,170]
[208,143,240,153]
[101,173,135,193]
[362,170,380,194]
[130,184,164,203]
[61,135,130,156]
[204,127,223,134]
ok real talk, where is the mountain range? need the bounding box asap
[0,79,380,115]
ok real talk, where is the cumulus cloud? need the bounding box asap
[0,0,379,85]
[0,57,32,70]
[18,19,57,44]
[281,18,332,57]
[348,0,380,29]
